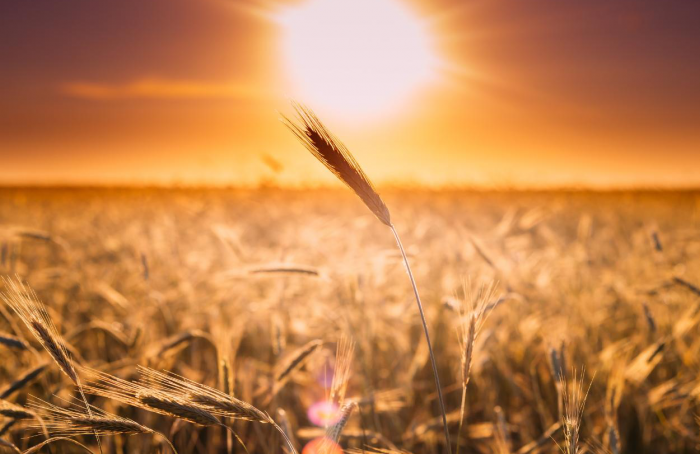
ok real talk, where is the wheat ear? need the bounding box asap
[560,369,593,454]
[84,365,298,454]
[27,396,156,436]
[281,102,391,226]
[0,400,34,419]
[456,282,499,454]
[325,400,357,443]
[0,277,101,451]
[136,366,298,454]
[282,103,452,453]
[0,332,28,350]
[1,278,79,386]
[0,420,17,437]
[274,339,323,389]
[0,364,47,400]
[329,335,355,408]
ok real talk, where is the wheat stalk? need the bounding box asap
[0,277,102,451]
[0,438,20,454]
[0,420,17,437]
[549,343,567,421]
[494,406,511,454]
[26,395,180,453]
[154,329,216,357]
[0,364,48,400]
[0,332,28,351]
[274,339,323,387]
[249,265,319,276]
[138,391,223,426]
[304,401,358,454]
[103,384,246,452]
[220,358,232,396]
[515,422,562,454]
[0,399,33,419]
[560,369,593,454]
[346,449,411,454]
[674,276,700,297]
[27,396,153,436]
[22,437,93,454]
[329,335,355,409]
[0,399,50,447]
[81,366,218,425]
[325,400,357,443]
[276,408,297,454]
[137,367,268,422]
[85,366,233,449]
[282,103,452,453]
[604,367,624,454]
[84,365,298,454]
[137,367,298,454]
[1,278,79,386]
[403,409,462,442]
[281,102,391,226]
[455,281,499,454]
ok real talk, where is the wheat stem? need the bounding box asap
[23,437,94,454]
[154,431,179,454]
[456,385,467,454]
[283,104,451,452]
[390,224,452,454]
[270,419,298,454]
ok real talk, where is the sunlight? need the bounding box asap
[277,0,438,118]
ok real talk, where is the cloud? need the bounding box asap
[60,78,262,100]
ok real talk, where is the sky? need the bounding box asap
[1,0,699,188]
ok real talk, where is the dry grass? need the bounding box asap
[0,187,699,453]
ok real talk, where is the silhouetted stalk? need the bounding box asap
[283,104,452,453]
[391,225,452,454]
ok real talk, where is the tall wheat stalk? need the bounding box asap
[560,369,593,454]
[282,103,452,453]
[455,282,498,454]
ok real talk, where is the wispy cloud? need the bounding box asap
[61,78,262,100]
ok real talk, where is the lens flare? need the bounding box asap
[302,437,343,454]
[307,400,341,427]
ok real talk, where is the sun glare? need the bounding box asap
[277,0,437,118]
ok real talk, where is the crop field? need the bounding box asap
[1,187,699,453]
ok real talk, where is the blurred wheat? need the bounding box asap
[0,187,698,453]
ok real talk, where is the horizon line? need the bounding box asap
[1,182,699,193]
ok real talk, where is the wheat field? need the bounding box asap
[0,187,699,453]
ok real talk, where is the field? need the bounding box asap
[1,187,699,454]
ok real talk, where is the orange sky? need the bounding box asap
[1,0,699,188]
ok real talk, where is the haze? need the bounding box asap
[1,0,699,188]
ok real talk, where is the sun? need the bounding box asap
[277,0,438,118]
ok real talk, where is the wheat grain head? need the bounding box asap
[282,102,391,226]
